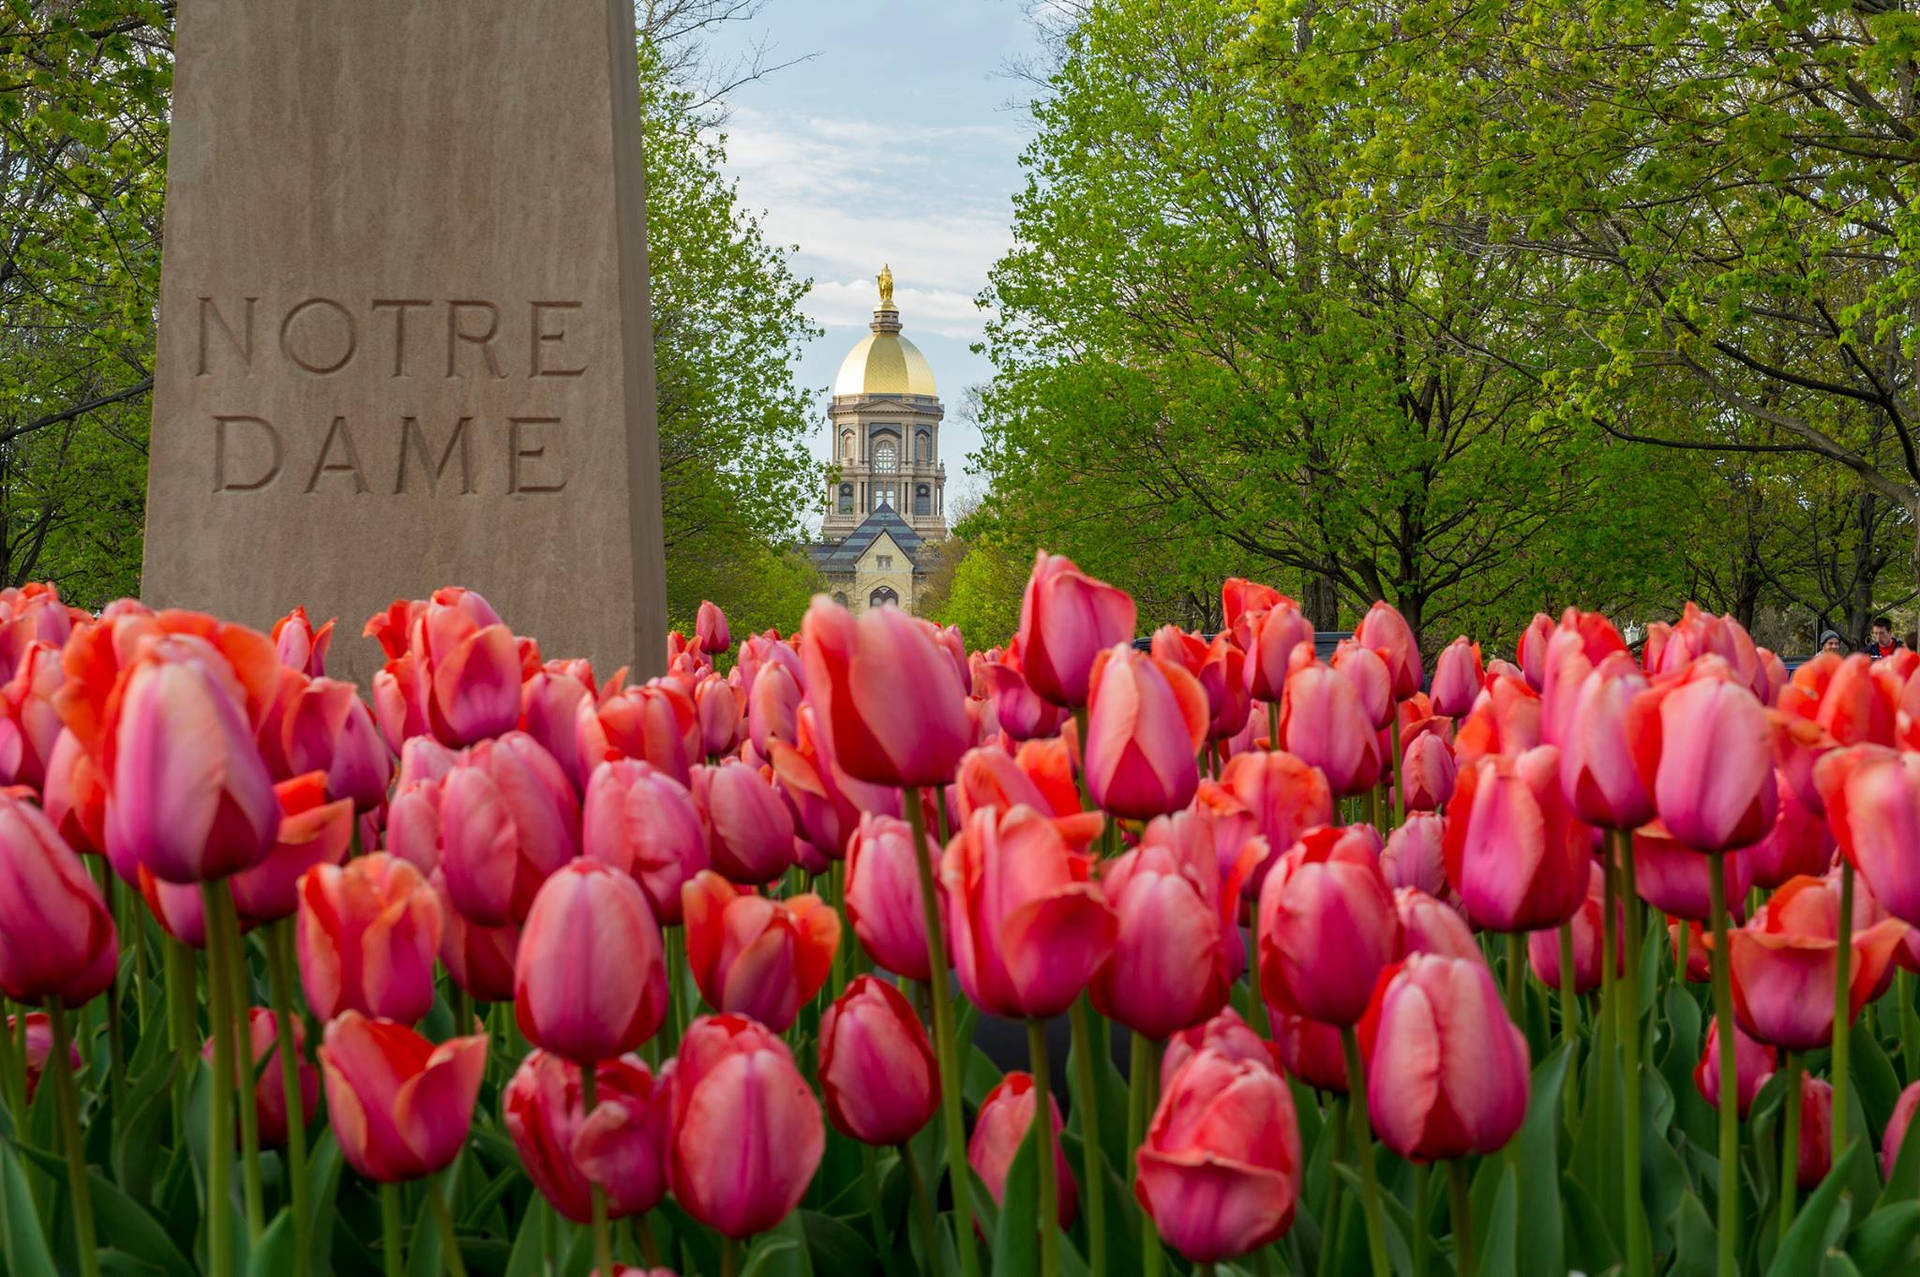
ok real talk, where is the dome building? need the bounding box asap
[808,266,948,613]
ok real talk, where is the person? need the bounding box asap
[1868,615,1904,660]
[1819,630,1846,656]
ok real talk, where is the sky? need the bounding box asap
[701,1,1051,515]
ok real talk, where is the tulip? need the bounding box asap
[103,651,280,883]
[1160,1008,1279,1095]
[1091,827,1251,1039]
[692,761,795,885]
[272,606,333,678]
[1356,601,1422,701]
[1634,820,1756,922]
[1516,613,1554,690]
[668,1015,825,1238]
[1527,863,1619,994]
[522,668,595,791]
[1016,551,1137,709]
[799,598,972,788]
[1885,1081,1920,1182]
[580,759,706,924]
[1692,1018,1776,1118]
[843,813,936,980]
[1813,655,1896,747]
[1793,1074,1834,1190]
[280,678,391,812]
[1217,749,1333,899]
[747,661,804,755]
[584,681,698,786]
[970,1072,1078,1226]
[1818,745,1920,927]
[7,1012,77,1103]
[438,731,580,926]
[1429,638,1482,718]
[139,867,209,948]
[1258,825,1400,1027]
[1153,629,1252,743]
[1400,733,1455,812]
[1380,812,1449,899]
[1670,916,1711,983]
[1359,954,1531,1160]
[296,853,443,1024]
[407,588,522,746]
[694,677,741,759]
[1396,887,1479,961]
[1279,664,1381,796]
[1268,1009,1347,1093]
[1333,640,1394,730]
[0,793,117,1005]
[1083,645,1208,820]
[516,862,668,1062]
[200,1008,318,1148]
[1452,673,1542,768]
[953,744,1105,850]
[680,871,839,1032]
[318,1011,486,1182]
[436,875,519,1003]
[1748,769,1834,890]
[818,976,940,1145]
[1241,600,1314,705]
[1222,578,1286,628]
[1558,653,1655,830]
[43,727,106,857]
[1723,873,1908,1052]
[942,804,1118,1019]
[230,774,354,925]
[1444,746,1592,933]
[503,1050,668,1222]
[1136,1046,1303,1263]
[1629,668,1777,852]
[696,601,731,654]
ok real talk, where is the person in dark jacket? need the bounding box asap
[1869,616,1904,660]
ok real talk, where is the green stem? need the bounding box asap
[264,922,312,1277]
[1317,1097,1348,1277]
[380,1181,405,1277]
[1129,1032,1166,1277]
[1779,1051,1802,1247]
[1447,1158,1474,1276]
[215,890,265,1241]
[1339,1025,1391,1277]
[830,860,849,1000]
[165,935,195,1150]
[1601,835,1619,1042]
[1267,700,1280,751]
[1504,931,1525,1027]
[665,928,686,1056]
[860,1142,888,1256]
[1068,997,1107,1277]
[1834,860,1855,1161]
[902,1142,941,1277]
[1616,830,1649,1277]
[1413,1162,1430,1277]
[49,1000,101,1277]
[0,999,26,1121]
[1247,924,1270,1037]
[1901,970,1920,1082]
[428,1170,468,1277]
[721,1236,741,1277]
[636,1214,664,1268]
[904,786,979,1277]
[1558,922,1580,1128]
[1708,851,1738,1277]
[101,872,126,1124]
[201,883,236,1277]
[1389,715,1404,828]
[1027,1019,1061,1277]
[582,1065,614,1277]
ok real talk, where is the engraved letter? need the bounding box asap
[396,416,476,494]
[371,299,431,377]
[530,301,587,377]
[197,297,258,376]
[446,301,505,378]
[213,415,282,491]
[304,416,370,493]
[279,298,357,375]
[507,417,566,494]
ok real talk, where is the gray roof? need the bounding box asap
[808,504,927,573]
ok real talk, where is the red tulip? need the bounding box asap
[1359,954,1530,1160]
[1270,1011,1348,1093]
[318,1011,486,1182]
[581,759,706,924]
[1558,653,1654,830]
[503,1050,669,1223]
[1692,1018,1775,1119]
[1380,812,1449,900]
[582,681,698,786]
[201,1008,318,1148]
[747,661,804,756]
[1629,667,1777,851]
[1258,825,1401,1027]
[8,1012,78,1102]
[1429,638,1483,719]
[1279,664,1381,796]
[681,871,839,1032]
[436,872,519,1003]
[696,601,731,654]
[844,813,936,981]
[0,792,117,1005]
[1160,1008,1280,1096]
[1795,1075,1834,1190]
[272,606,333,678]
[1818,745,1920,927]
[281,678,391,812]
[941,804,1118,1019]
[1538,612,1628,747]
[438,731,580,926]
[1136,1045,1302,1263]
[103,650,280,883]
[297,853,443,1024]
[1526,862,1619,994]
[818,976,940,1145]
[1631,823,1752,924]
[516,862,668,1062]
[1396,887,1479,961]
[952,745,1103,852]
[1216,751,1333,906]
[1016,551,1137,709]
[1400,733,1455,813]
[668,1015,825,1238]
[1643,604,1764,696]
[1092,825,1252,1039]
[1726,874,1909,1051]
[1443,746,1593,932]
[521,668,595,791]
[1452,673,1542,768]
[970,1072,1077,1226]
[692,761,795,885]
[1747,769,1834,890]
[800,598,972,787]
[1084,645,1208,820]
[1884,1081,1920,1181]
[231,774,353,925]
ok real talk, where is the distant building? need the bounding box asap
[808,267,948,613]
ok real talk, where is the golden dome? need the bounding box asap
[833,330,938,398]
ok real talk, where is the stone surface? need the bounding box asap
[143,0,667,686]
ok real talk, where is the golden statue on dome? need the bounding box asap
[877,262,895,308]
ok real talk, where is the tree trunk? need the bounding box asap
[1304,571,1339,631]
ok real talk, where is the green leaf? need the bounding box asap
[1671,1190,1718,1277]
[1851,1021,1901,1142]
[990,1097,1045,1277]
[246,1210,295,1277]
[1475,1162,1518,1277]
[1514,1043,1568,1277]
[1848,1198,1920,1272]
[1561,1171,1620,1277]
[740,1212,814,1277]
[0,1141,56,1277]
[800,1210,880,1277]
[1768,1144,1864,1277]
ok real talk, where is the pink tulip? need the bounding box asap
[692,761,795,886]
[694,676,741,759]
[1356,601,1422,701]
[1083,645,1208,820]
[1400,733,1456,812]
[1380,812,1449,899]
[1429,638,1483,718]
[1359,954,1530,1160]
[7,1012,78,1102]
[1160,1008,1279,1096]
[1333,640,1394,730]
[695,601,731,654]
[668,1015,825,1238]
[1747,768,1834,889]
[1693,1018,1776,1119]
[281,678,391,812]
[818,976,940,1146]
[1016,551,1137,709]
[1395,887,1479,961]
[800,598,972,787]
[1444,746,1592,933]
[747,662,803,756]
[201,1008,318,1148]
[503,1050,669,1222]
[843,813,936,980]
[318,1011,486,1182]
[1241,601,1314,705]
[681,871,839,1032]
[1452,672,1542,768]
[297,853,443,1024]
[1258,825,1401,1027]
[272,606,333,678]
[1526,862,1619,994]
[516,862,668,1062]
[438,731,580,926]
[583,681,699,787]
[436,872,519,1003]
[1631,823,1752,923]
[1629,667,1777,851]
[1818,745,1920,927]
[1516,614,1554,689]
[970,1072,1078,1226]
[1727,874,1908,1051]
[230,773,354,925]
[1884,1081,1920,1181]
[1558,653,1655,830]
[521,668,595,791]
[0,791,117,1005]
[405,588,523,747]
[1270,1011,1348,1094]
[581,759,707,924]
[1217,749,1333,900]
[1280,664,1381,796]
[1795,1075,1834,1190]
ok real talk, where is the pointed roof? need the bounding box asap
[808,504,927,572]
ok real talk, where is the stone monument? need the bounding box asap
[142,0,669,685]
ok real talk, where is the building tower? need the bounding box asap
[808,266,948,613]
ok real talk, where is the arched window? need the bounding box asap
[873,439,897,471]
[832,591,848,607]
[915,484,931,516]
[869,586,899,609]
[838,483,853,514]
[916,430,931,463]
[873,484,895,509]
[840,431,855,461]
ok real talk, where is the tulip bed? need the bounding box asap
[4,561,1920,1277]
